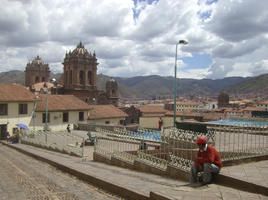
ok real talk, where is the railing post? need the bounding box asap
[82,138,84,157]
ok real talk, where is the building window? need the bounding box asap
[63,112,69,122]
[0,104,8,115]
[105,121,110,124]
[79,112,84,121]
[19,104,28,114]
[42,113,50,123]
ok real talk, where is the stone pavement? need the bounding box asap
[1,140,268,200]
[0,144,125,200]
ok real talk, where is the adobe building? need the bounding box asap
[25,42,119,107]
[119,105,142,124]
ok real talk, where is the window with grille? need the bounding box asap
[0,104,8,115]
[42,113,50,123]
[63,112,69,122]
[19,104,28,114]
[79,112,84,121]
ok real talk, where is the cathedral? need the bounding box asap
[217,89,230,108]
[25,42,119,107]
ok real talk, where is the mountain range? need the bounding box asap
[1,70,268,99]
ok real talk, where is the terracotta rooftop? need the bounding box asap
[256,100,268,104]
[139,106,167,113]
[35,94,91,112]
[32,82,55,91]
[61,90,93,97]
[143,113,165,117]
[224,108,244,112]
[167,101,201,106]
[243,107,265,111]
[143,104,164,108]
[0,83,36,102]
[88,105,128,119]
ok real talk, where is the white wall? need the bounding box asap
[32,110,89,131]
[0,102,35,135]
[87,117,125,126]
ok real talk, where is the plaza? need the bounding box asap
[1,124,268,199]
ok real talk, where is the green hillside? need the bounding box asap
[226,74,268,94]
[1,70,267,97]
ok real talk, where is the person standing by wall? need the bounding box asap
[158,117,162,130]
[6,132,10,142]
[67,124,71,133]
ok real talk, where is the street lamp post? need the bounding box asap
[93,98,97,131]
[183,99,186,121]
[174,40,188,127]
[33,96,38,131]
[45,78,56,136]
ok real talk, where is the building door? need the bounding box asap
[0,125,7,140]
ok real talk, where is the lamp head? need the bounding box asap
[50,78,56,82]
[179,40,188,45]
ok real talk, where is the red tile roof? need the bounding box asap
[32,82,55,91]
[0,83,36,101]
[139,106,167,113]
[35,94,91,112]
[88,105,128,119]
[167,101,201,106]
[143,104,164,107]
[256,100,268,105]
[143,113,165,117]
[243,107,264,111]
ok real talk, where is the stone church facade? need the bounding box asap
[25,42,119,107]
[218,89,230,108]
[25,55,50,88]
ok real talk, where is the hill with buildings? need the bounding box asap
[114,75,253,96]
[1,70,267,98]
[0,70,148,99]
[226,73,268,94]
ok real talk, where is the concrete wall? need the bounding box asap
[77,123,139,131]
[87,117,125,126]
[139,116,173,129]
[93,152,190,181]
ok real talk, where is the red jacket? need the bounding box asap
[194,145,223,168]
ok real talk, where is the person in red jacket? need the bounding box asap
[158,117,162,130]
[190,137,223,185]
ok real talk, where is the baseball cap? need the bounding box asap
[194,137,206,144]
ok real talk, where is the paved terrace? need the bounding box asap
[1,130,268,200]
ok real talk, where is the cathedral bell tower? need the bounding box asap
[62,41,98,90]
[25,55,50,88]
[106,77,119,107]
[218,89,230,108]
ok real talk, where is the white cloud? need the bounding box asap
[249,60,268,77]
[0,0,267,80]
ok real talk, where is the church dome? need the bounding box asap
[31,55,45,66]
[109,77,116,82]
[71,41,89,55]
[26,55,49,70]
[219,89,229,98]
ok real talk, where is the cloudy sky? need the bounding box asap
[0,0,267,79]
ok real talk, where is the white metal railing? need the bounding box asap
[19,130,84,157]
[113,149,136,164]
[94,124,268,172]
[137,151,168,170]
